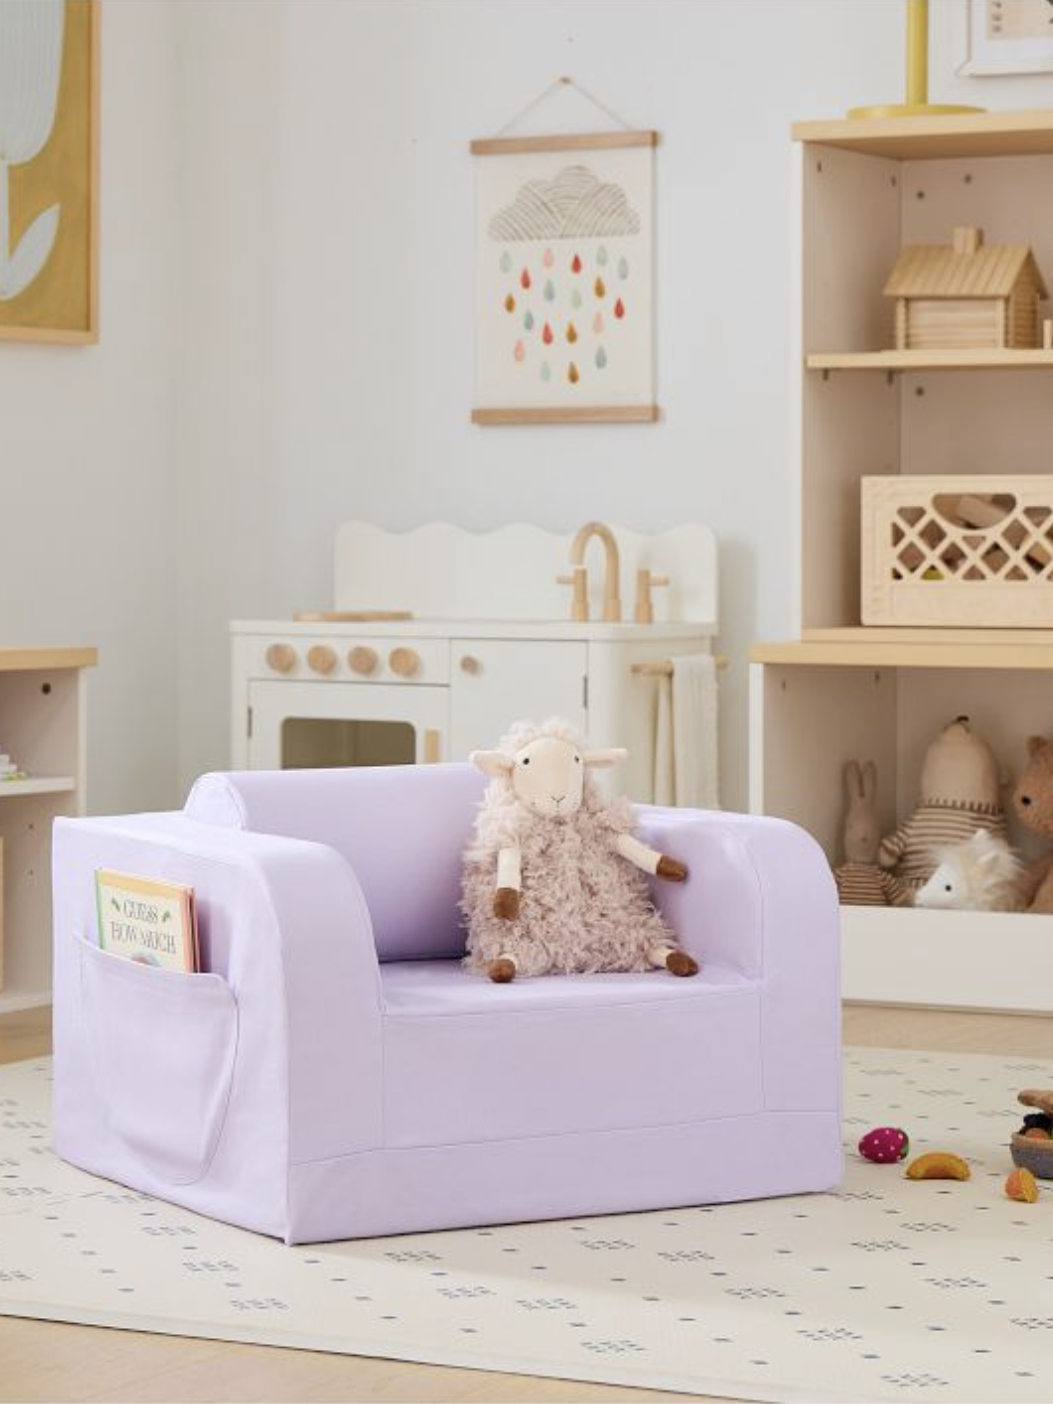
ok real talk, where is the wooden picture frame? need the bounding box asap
[958,0,1053,75]
[0,0,100,344]
[471,130,658,426]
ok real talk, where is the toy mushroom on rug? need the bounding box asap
[461,718,696,983]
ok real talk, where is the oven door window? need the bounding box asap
[281,718,415,769]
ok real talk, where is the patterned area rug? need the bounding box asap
[1,1048,1051,1404]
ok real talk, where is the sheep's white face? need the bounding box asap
[470,728,628,821]
[916,859,961,909]
[509,736,585,819]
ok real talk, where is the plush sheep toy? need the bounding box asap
[914,830,1026,913]
[461,718,697,983]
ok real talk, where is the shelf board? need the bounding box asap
[806,349,1053,372]
[0,776,77,798]
[752,627,1053,670]
[793,109,1053,160]
[0,647,97,673]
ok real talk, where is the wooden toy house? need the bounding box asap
[885,225,1048,351]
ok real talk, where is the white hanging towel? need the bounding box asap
[653,653,720,809]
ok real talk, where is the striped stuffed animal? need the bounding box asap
[879,717,1006,908]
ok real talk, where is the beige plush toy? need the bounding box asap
[834,761,897,906]
[1011,735,1053,913]
[879,717,1006,907]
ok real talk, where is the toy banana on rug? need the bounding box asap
[461,717,697,983]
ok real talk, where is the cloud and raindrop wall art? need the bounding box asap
[471,131,657,424]
[0,0,98,343]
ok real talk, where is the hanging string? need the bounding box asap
[494,76,635,137]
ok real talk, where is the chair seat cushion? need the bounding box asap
[378,959,764,1149]
[380,958,754,1017]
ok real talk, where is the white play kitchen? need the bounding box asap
[231,522,721,804]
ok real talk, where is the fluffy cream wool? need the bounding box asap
[460,720,678,977]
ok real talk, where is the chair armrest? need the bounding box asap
[635,807,840,1114]
[52,812,384,1163]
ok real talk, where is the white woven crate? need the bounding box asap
[862,474,1053,627]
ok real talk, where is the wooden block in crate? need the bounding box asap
[862,474,1053,627]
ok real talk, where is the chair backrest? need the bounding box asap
[185,763,487,961]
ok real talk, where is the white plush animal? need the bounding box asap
[461,718,697,983]
[914,829,1027,913]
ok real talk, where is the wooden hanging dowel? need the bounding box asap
[631,656,729,676]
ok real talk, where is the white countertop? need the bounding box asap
[231,618,718,642]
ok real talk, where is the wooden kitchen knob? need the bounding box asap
[265,643,297,674]
[389,647,421,678]
[459,655,482,675]
[348,646,379,676]
[307,644,337,676]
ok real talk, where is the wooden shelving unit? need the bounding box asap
[0,648,95,1012]
[807,349,1053,371]
[750,111,1053,1014]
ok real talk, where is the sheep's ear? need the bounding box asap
[469,749,513,778]
[1027,735,1049,759]
[583,747,628,769]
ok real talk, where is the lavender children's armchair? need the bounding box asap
[52,763,841,1244]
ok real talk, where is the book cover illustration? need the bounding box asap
[94,869,199,972]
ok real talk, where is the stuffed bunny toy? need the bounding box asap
[834,760,896,906]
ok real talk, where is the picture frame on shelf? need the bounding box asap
[0,0,100,344]
[958,0,1053,75]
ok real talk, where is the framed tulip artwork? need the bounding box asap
[471,130,658,425]
[0,0,99,343]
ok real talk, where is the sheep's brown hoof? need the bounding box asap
[666,950,699,977]
[657,855,689,881]
[493,886,521,920]
[488,957,517,983]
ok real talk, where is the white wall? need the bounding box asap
[0,2,180,816]
[9,1,1053,816]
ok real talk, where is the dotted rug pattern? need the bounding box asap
[1,1048,1051,1403]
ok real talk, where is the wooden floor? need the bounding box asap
[1,1002,1049,1404]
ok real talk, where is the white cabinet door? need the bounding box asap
[449,641,587,758]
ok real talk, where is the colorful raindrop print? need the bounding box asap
[595,346,607,369]
[592,311,604,334]
[542,248,554,269]
[499,250,512,273]
[566,321,578,344]
[520,268,531,290]
[618,256,629,279]
[540,361,551,382]
[542,322,554,345]
[570,287,583,310]
[568,362,580,384]
[594,276,606,298]
[614,297,625,319]
[514,339,526,363]
[543,279,555,302]
[504,293,515,313]
[597,246,608,266]
[571,254,582,274]
[523,309,535,330]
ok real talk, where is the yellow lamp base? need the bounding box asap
[848,102,985,120]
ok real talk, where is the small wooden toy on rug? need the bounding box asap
[878,717,1005,906]
[1011,737,1053,913]
[914,829,1027,913]
[904,1151,971,1181]
[1011,1089,1053,1182]
[462,718,696,984]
